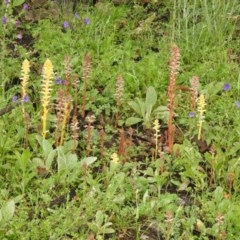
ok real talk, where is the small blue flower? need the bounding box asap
[63,21,69,29]
[83,18,90,25]
[56,77,62,84]
[236,100,240,109]
[23,95,29,103]
[223,83,231,91]
[12,96,18,102]
[188,112,195,118]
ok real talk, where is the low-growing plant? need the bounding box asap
[126,86,169,128]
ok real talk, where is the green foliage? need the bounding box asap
[126,86,169,128]
[0,0,240,239]
[0,199,15,222]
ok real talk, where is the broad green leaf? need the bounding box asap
[103,228,115,234]
[80,157,97,166]
[32,157,45,167]
[1,200,15,221]
[57,146,67,172]
[35,135,53,159]
[63,140,76,153]
[15,149,31,171]
[46,149,57,170]
[42,139,53,159]
[66,153,78,168]
[145,86,157,108]
[96,210,104,226]
[154,105,169,122]
[125,117,142,126]
[128,100,142,116]
[136,98,146,117]
[12,0,25,7]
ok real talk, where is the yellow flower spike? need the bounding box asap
[197,94,206,140]
[41,59,53,139]
[153,119,160,159]
[21,59,30,99]
[110,153,121,172]
[111,153,120,163]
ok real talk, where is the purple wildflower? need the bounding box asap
[74,12,80,19]
[83,18,90,25]
[17,33,23,39]
[12,96,18,102]
[223,83,231,91]
[23,3,29,10]
[63,21,69,29]
[4,0,9,5]
[23,95,29,103]
[188,112,195,118]
[56,77,63,84]
[236,101,240,109]
[2,16,7,25]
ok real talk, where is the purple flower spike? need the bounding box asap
[188,112,195,118]
[63,21,69,29]
[23,3,29,10]
[4,0,9,5]
[236,101,240,109]
[2,16,7,25]
[83,18,90,25]
[223,83,231,91]
[12,96,18,102]
[23,95,29,103]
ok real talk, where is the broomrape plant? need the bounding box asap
[41,59,53,139]
[197,93,206,140]
[20,59,30,147]
[153,119,160,159]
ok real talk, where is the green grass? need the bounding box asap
[0,0,240,239]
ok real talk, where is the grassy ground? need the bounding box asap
[0,0,240,239]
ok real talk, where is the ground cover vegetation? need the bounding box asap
[0,0,240,239]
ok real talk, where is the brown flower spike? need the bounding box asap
[167,45,180,153]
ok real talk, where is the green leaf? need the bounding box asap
[103,227,115,234]
[46,149,57,170]
[63,140,76,153]
[35,135,53,159]
[32,157,45,167]
[125,117,142,126]
[1,200,15,222]
[12,0,25,7]
[153,105,169,122]
[136,98,146,117]
[145,86,157,108]
[42,139,53,159]
[96,210,104,226]
[57,146,67,172]
[65,153,78,168]
[80,157,97,166]
[128,99,142,116]
[145,87,157,122]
